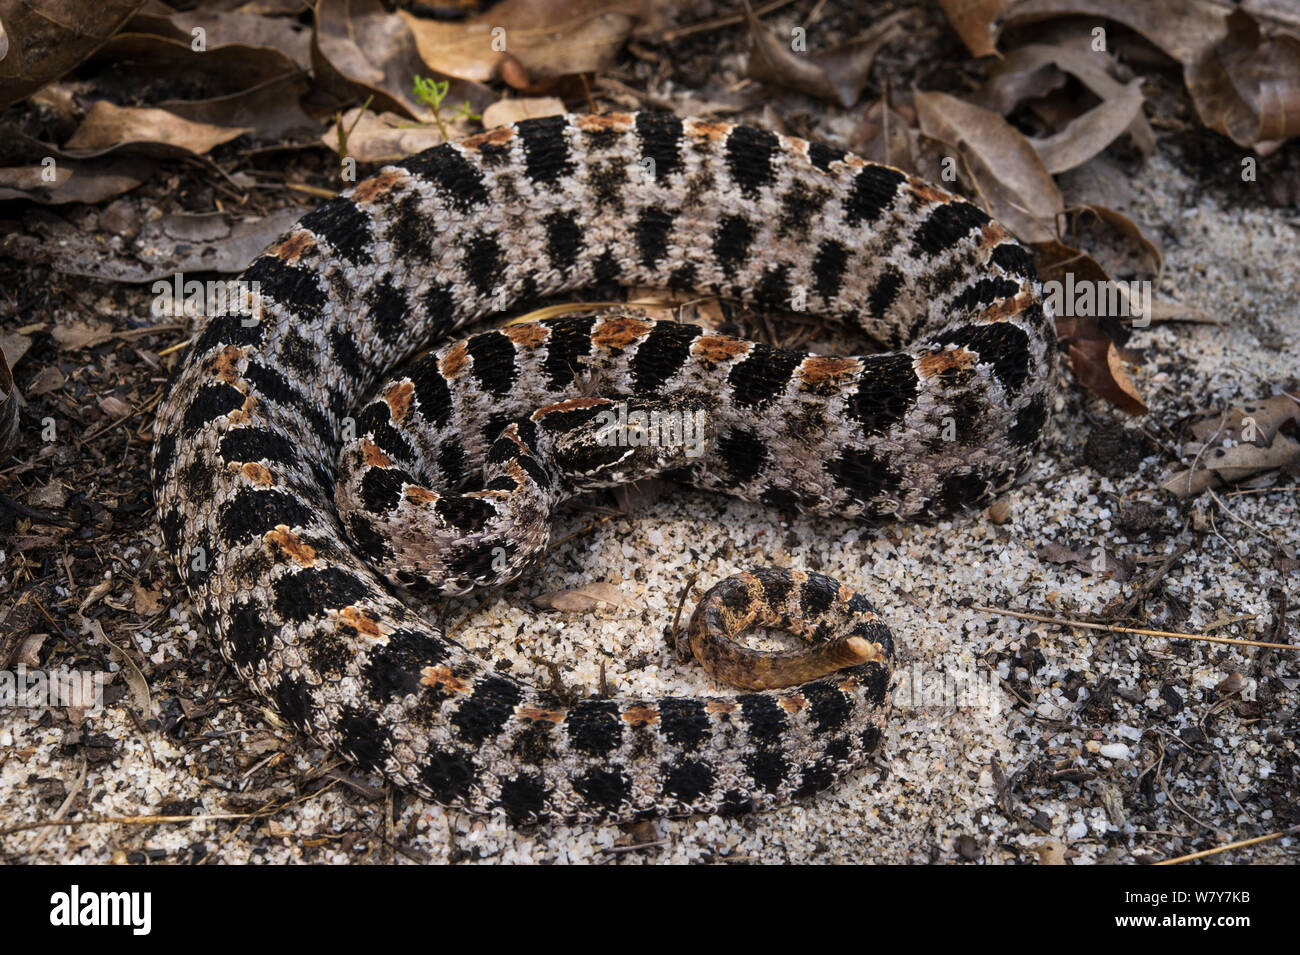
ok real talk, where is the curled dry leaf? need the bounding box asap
[850,97,917,170]
[994,0,1229,66]
[0,157,154,204]
[1035,541,1132,579]
[324,107,461,164]
[1186,8,1300,152]
[974,44,1155,163]
[1029,78,1145,173]
[996,1,1300,149]
[481,96,568,129]
[1163,393,1300,497]
[126,5,312,71]
[1034,239,1148,414]
[939,0,1016,57]
[744,5,910,107]
[64,101,249,156]
[406,0,645,84]
[915,89,1063,242]
[1065,203,1162,281]
[97,32,301,95]
[314,0,491,121]
[534,582,635,613]
[0,342,18,460]
[0,0,146,108]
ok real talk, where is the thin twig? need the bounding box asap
[969,605,1292,651]
[1155,825,1300,865]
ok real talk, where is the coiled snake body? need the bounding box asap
[152,112,1055,824]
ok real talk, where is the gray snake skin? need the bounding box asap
[151,112,1055,824]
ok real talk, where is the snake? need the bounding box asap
[151,111,1055,824]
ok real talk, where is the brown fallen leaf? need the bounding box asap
[979,42,1156,156]
[1064,203,1162,283]
[126,5,312,71]
[162,73,319,143]
[1186,8,1300,152]
[534,582,635,613]
[1029,77,1145,173]
[0,156,155,204]
[314,0,492,120]
[1163,392,1300,497]
[27,365,65,397]
[323,108,462,164]
[481,96,568,129]
[850,96,918,171]
[52,321,116,351]
[98,395,133,418]
[0,343,17,459]
[65,101,248,155]
[406,0,645,84]
[939,0,1016,57]
[131,581,164,616]
[96,31,301,96]
[0,0,146,108]
[1034,240,1148,414]
[744,4,910,107]
[915,89,1063,242]
[1035,541,1133,579]
[993,0,1229,66]
[1,207,303,282]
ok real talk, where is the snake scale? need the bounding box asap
[152,112,1055,824]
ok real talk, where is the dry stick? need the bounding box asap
[1113,540,1190,619]
[26,759,87,855]
[1155,825,1300,865]
[968,605,1296,651]
[0,812,254,837]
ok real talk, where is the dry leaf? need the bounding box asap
[65,101,248,155]
[27,364,65,397]
[994,0,1228,66]
[132,581,164,616]
[1029,78,1145,173]
[405,0,645,84]
[126,5,312,70]
[939,0,1016,57]
[1186,9,1300,152]
[915,89,1063,242]
[0,156,155,204]
[323,108,458,164]
[0,0,147,108]
[481,96,567,129]
[534,582,635,613]
[52,321,116,350]
[96,32,301,98]
[98,395,133,418]
[2,208,303,282]
[0,344,18,459]
[1163,392,1300,497]
[162,73,319,143]
[974,43,1156,156]
[744,6,909,107]
[314,0,491,120]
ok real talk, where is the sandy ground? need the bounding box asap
[3,137,1297,864]
[1,3,1297,864]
